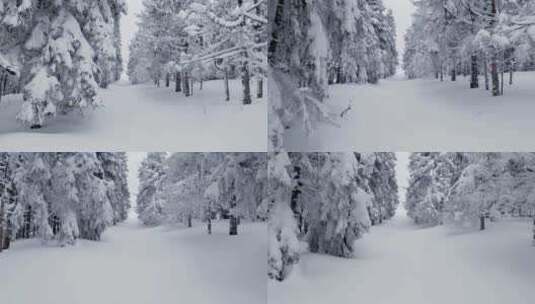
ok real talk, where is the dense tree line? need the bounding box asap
[268,152,399,281]
[403,0,535,96]
[0,0,125,128]
[127,0,267,104]
[406,153,535,244]
[0,152,130,252]
[136,152,267,235]
[268,0,398,150]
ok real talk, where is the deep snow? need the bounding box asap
[268,208,535,304]
[0,79,266,151]
[284,72,535,151]
[0,216,267,304]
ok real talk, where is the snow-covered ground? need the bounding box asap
[0,79,266,151]
[0,216,267,304]
[269,208,535,304]
[285,72,535,151]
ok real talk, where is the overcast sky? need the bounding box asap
[383,0,416,56]
[120,0,144,76]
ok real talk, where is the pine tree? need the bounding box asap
[0,0,125,127]
[267,152,300,281]
[97,152,130,224]
[268,0,397,150]
[137,152,167,226]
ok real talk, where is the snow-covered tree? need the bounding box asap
[127,0,267,103]
[0,0,125,128]
[137,152,167,226]
[445,153,514,229]
[404,0,535,96]
[215,153,267,234]
[268,152,395,280]
[406,153,471,226]
[407,152,535,242]
[0,153,16,252]
[360,153,399,224]
[137,153,267,236]
[1,153,125,246]
[268,0,397,150]
[98,152,130,224]
[267,152,300,281]
[306,153,371,257]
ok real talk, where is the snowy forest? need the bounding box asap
[0,152,129,251]
[406,152,535,235]
[136,152,267,235]
[127,0,267,104]
[269,152,535,304]
[268,0,535,151]
[0,152,267,304]
[0,0,267,152]
[268,152,398,281]
[404,0,535,96]
[268,0,398,150]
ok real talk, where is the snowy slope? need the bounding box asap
[284,72,535,151]
[269,208,535,304]
[0,79,266,151]
[0,217,267,304]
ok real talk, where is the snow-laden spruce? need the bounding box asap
[0,0,125,128]
[268,152,399,281]
[136,152,167,226]
[404,0,535,96]
[136,153,267,236]
[0,152,130,249]
[268,0,398,150]
[127,0,266,104]
[406,153,535,242]
[268,152,300,281]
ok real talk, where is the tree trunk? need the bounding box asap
[200,79,203,91]
[532,217,535,246]
[0,71,6,102]
[480,215,486,231]
[175,72,182,92]
[183,72,190,97]
[165,73,170,87]
[0,195,4,253]
[490,0,500,96]
[451,67,456,81]
[3,222,10,250]
[470,54,479,88]
[484,56,489,90]
[491,54,500,96]
[229,215,238,235]
[367,206,375,226]
[241,62,252,105]
[509,69,513,85]
[257,77,263,99]
[207,216,212,235]
[500,70,504,95]
[187,214,192,228]
[224,67,230,101]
